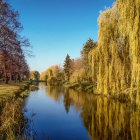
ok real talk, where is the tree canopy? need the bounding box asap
[40,65,64,86]
[30,71,40,81]
[89,0,140,94]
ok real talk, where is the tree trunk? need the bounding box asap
[5,75,9,84]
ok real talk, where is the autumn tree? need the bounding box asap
[40,65,64,86]
[89,0,140,94]
[30,71,40,81]
[81,39,97,82]
[0,0,30,83]
[69,58,85,83]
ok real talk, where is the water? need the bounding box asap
[23,84,140,140]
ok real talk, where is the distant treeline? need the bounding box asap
[40,39,97,87]
[0,0,30,83]
[39,0,140,95]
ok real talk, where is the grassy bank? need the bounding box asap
[63,81,140,107]
[0,81,31,140]
[63,81,95,93]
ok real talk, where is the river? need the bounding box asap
[23,83,140,140]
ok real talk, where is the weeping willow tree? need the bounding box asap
[40,65,64,86]
[89,0,140,94]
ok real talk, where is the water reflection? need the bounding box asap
[45,86,64,103]
[45,87,140,140]
[24,85,140,140]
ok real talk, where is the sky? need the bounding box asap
[10,0,115,73]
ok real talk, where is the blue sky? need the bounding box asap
[10,0,115,73]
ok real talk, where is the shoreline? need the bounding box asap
[0,81,32,140]
[63,82,140,106]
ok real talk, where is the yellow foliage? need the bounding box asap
[70,68,87,83]
[40,65,64,85]
[30,71,40,81]
[89,0,140,94]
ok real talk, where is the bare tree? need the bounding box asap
[0,0,30,83]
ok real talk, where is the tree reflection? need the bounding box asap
[45,86,140,140]
[45,86,63,102]
[63,88,71,113]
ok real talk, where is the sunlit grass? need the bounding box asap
[0,81,31,140]
[0,82,30,99]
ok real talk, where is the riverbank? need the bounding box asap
[0,81,31,140]
[63,81,95,93]
[22,85,140,140]
[63,81,140,106]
